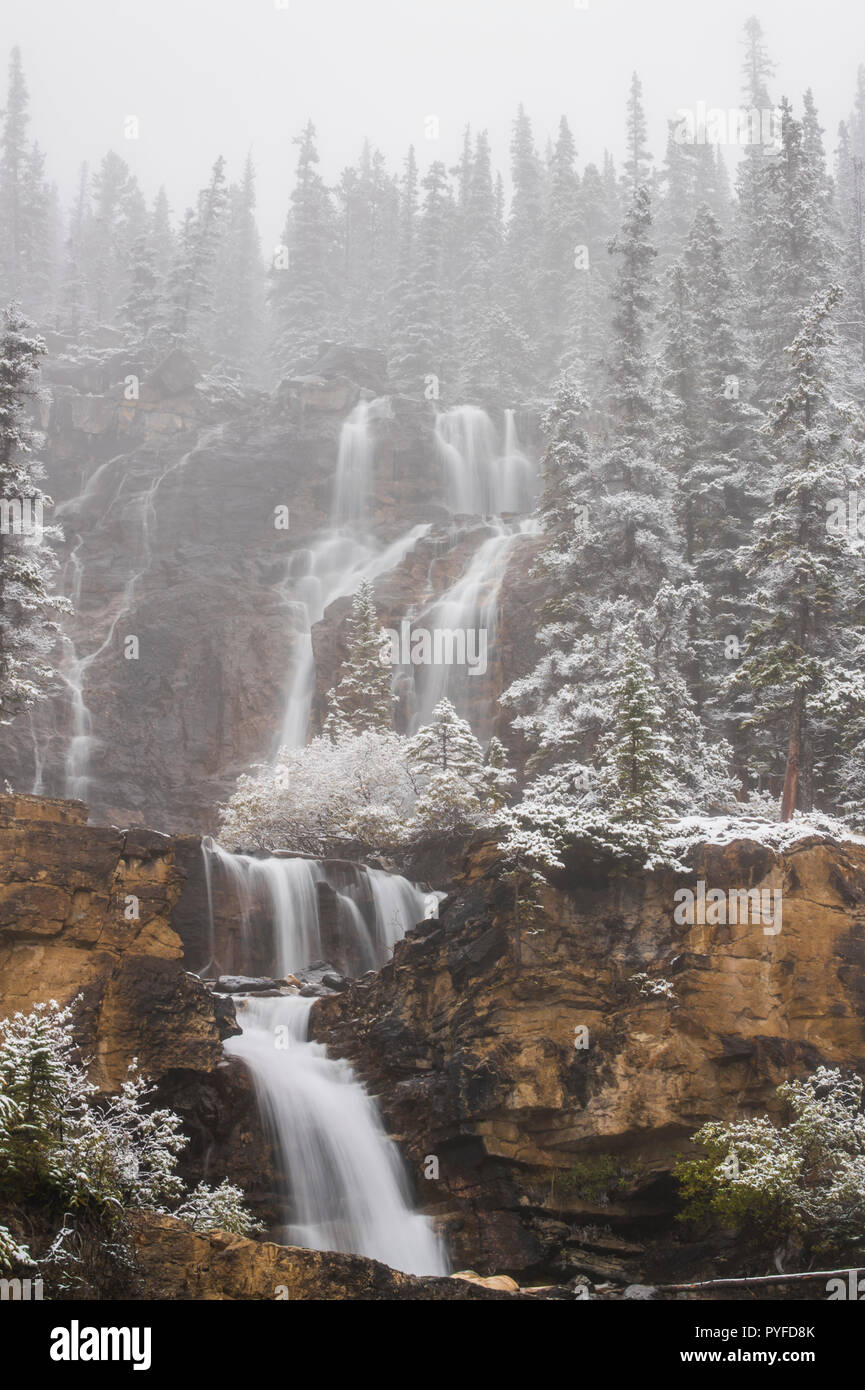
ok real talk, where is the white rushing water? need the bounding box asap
[225,994,446,1274]
[34,424,227,802]
[274,399,538,750]
[436,404,535,516]
[201,838,433,977]
[209,839,446,1275]
[406,517,540,731]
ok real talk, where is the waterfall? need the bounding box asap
[208,840,445,1275]
[31,424,227,803]
[435,404,535,516]
[274,523,431,755]
[225,994,446,1275]
[406,518,540,732]
[201,839,433,978]
[332,399,376,529]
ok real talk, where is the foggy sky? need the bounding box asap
[4,0,862,245]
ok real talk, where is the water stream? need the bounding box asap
[208,839,446,1275]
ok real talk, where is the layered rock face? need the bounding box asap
[311,833,865,1278]
[130,1214,521,1300]
[4,798,865,1286]
[0,794,226,1090]
[0,347,541,831]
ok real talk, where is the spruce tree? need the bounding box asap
[0,49,55,315]
[0,305,68,723]
[323,579,396,737]
[733,286,865,819]
[407,696,485,777]
[593,634,676,825]
[167,156,228,353]
[271,122,339,372]
[623,72,652,199]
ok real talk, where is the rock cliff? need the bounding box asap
[311,832,865,1279]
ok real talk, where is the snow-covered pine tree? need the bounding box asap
[407,697,492,833]
[81,151,147,333]
[271,121,340,374]
[335,141,399,348]
[595,183,685,603]
[660,204,766,720]
[537,116,582,378]
[503,105,546,384]
[166,156,228,354]
[835,119,865,371]
[387,158,454,398]
[0,48,56,316]
[452,131,530,404]
[746,96,836,405]
[0,305,68,724]
[735,14,777,349]
[406,695,485,778]
[207,153,266,378]
[483,734,517,810]
[323,579,396,738]
[732,285,865,819]
[592,633,676,825]
[622,72,652,200]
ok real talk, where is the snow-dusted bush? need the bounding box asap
[220,700,518,851]
[677,1067,865,1256]
[0,1223,32,1272]
[0,1000,260,1286]
[219,729,418,853]
[175,1179,263,1235]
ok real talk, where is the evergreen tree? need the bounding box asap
[323,579,396,737]
[208,153,266,376]
[406,696,485,778]
[733,286,865,819]
[0,49,55,315]
[271,121,339,372]
[623,72,652,198]
[592,634,676,825]
[388,158,454,396]
[83,151,147,331]
[660,204,765,717]
[0,304,68,723]
[836,119,865,369]
[453,131,529,403]
[504,105,546,367]
[735,15,777,349]
[167,156,228,353]
[538,116,583,377]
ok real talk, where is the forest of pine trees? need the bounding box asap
[2,18,865,842]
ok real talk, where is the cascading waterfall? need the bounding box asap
[32,424,227,802]
[406,517,540,732]
[332,398,379,529]
[225,995,445,1274]
[202,401,538,1277]
[435,404,535,516]
[207,839,445,1275]
[202,838,433,977]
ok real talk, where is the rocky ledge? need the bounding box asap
[310,831,865,1281]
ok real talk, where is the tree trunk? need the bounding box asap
[780,690,804,821]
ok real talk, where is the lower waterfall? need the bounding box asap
[209,842,447,1276]
[225,994,445,1275]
